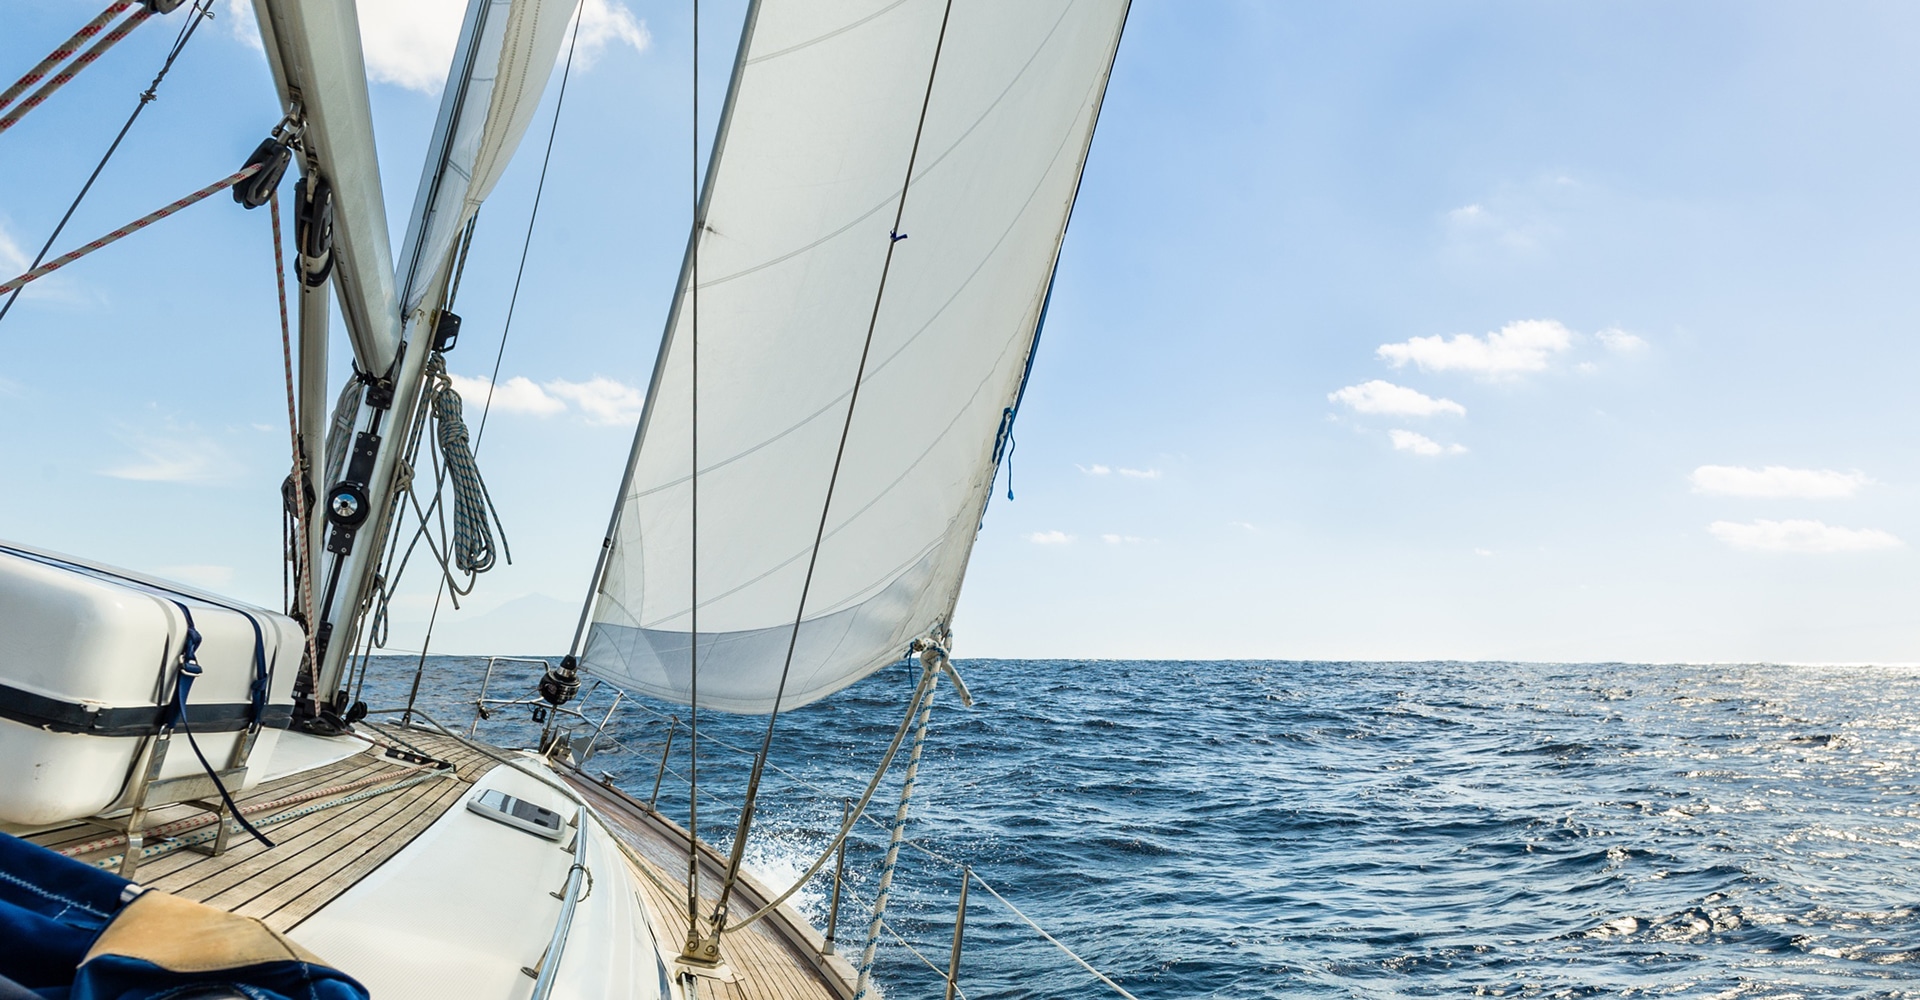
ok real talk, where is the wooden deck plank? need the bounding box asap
[179,769,457,906]
[249,773,478,930]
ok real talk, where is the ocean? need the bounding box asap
[367,657,1920,998]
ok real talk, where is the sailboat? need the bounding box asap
[0,1,1129,997]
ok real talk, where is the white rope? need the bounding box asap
[853,672,937,1000]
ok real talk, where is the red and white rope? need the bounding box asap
[0,1,134,115]
[270,188,322,700]
[55,768,412,858]
[0,161,259,297]
[0,3,152,136]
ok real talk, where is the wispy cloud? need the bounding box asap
[1078,463,1159,479]
[1228,520,1257,532]
[1691,465,1870,499]
[546,376,642,425]
[1596,327,1648,354]
[1026,530,1074,545]
[1444,200,1557,253]
[1389,429,1466,456]
[1328,379,1465,417]
[1709,519,1901,553]
[103,423,242,483]
[576,0,651,67]
[447,373,568,417]
[1378,320,1574,378]
[357,0,648,93]
[451,373,640,425]
[220,0,263,52]
[1101,533,1142,545]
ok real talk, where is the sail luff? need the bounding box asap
[567,0,769,657]
[933,0,1133,633]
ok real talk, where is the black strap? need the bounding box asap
[0,683,291,737]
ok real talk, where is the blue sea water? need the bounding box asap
[367,657,1920,998]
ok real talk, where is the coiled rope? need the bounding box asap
[424,354,503,574]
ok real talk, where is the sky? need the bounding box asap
[3,1,1920,664]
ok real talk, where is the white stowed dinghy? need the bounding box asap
[0,0,1131,998]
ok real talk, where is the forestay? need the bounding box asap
[581,0,1128,713]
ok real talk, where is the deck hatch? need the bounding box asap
[465,789,565,841]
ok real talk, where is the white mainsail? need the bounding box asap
[579,0,1128,713]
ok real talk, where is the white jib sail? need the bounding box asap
[397,0,580,315]
[581,0,1129,713]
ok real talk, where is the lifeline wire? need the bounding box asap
[711,0,958,933]
[0,0,211,326]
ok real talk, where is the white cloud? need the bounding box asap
[1117,467,1161,479]
[103,426,241,483]
[358,0,648,93]
[1101,534,1142,545]
[220,0,263,52]
[1389,429,1466,456]
[357,0,466,92]
[1709,519,1901,554]
[576,0,651,67]
[449,373,567,417]
[1690,465,1870,499]
[1378,319,1575,378]
[1474,548,1493,557]
[1076,463,1111,475]
[1596,327,1648,354]
[1328,379,1465,417]
[1026,530,1074,545]
[545,376,642,425]
[161,564,235,589]
[1229,520,1256,532]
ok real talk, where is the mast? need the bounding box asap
[307,0,585,706]
[249,0,401,377]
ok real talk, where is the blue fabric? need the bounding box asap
[0,832,124,992]
[0,833,368,1000]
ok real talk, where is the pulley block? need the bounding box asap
[233,138,292,210]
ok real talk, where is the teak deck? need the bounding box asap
[21,723,852,1000]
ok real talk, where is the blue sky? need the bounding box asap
[4,1,1919,663]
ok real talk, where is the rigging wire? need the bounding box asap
[709,0,958,935]
[685,0,705,957]
[399,9,587,724]
[0,0,211,328]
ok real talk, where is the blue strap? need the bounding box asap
[166,603,274,849]
[243,612,268,727]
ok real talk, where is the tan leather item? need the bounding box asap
[81,890,331,975]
